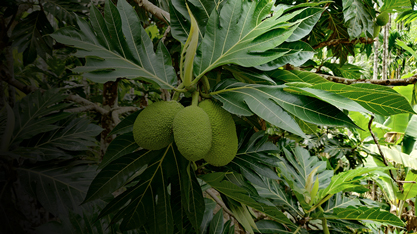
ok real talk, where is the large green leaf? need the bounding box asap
[255,42,315,71]
[311,82,416,116]
[9,89,72,147]
[255,220,307,234]
[254,179,301,218]
[320,4,352,64]
[285,86,370,113]
[230,131,280,186]
[108,109,141,136]
[201,172,297,229]
[194,0,314,79]
[17,162,103,217]
[83,150,152,204]
[200,198,217,234]
[286,7,324,42]
[43,0,89,25]
[223,66,276,85]
[365,144,417,169]
[95,144,204,232]
[380,0,412,12]
[400,169,417,200]
[211,80,358,137]
[51,0,177,88]
[11,10,54,65]
[278,146,333,191]
[15,117,103,161]
[170,0,215,43]
[208,209,224,234]
[268,70,329,84]
[323,193,361,213]
[317,167,391,201]
[342,0,374,38]
[98,132,138,169]
[324,62,364,80]
[403,113,417,154]
[322,206,404,227]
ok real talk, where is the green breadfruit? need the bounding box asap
[199,99,238,167]
[173,106,212,161]
[133,101,184,150]
[376,12,389,26]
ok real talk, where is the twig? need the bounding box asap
[135,0,170,24]
[205,188,235,218]
[368,116,416,187]
[313,37,375,50]
[161,26,171,44]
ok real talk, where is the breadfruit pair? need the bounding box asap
[132,100,238,167]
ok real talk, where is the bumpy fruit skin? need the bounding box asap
[133,101,184,150]
[199,100,238,167]
[376,12,389,26]
[173,106,212,161]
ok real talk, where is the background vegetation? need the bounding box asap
[1,0,417,233]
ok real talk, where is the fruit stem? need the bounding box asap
[202,75,211,91]
[191,91,199,106]
[172,83,185,101]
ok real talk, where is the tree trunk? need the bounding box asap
[382,14,390,80]
[100,80,119,159]
[373,38,379,80]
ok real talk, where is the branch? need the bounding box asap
[65,105,97,113]
[1,65,109,115]
[205,188,235,218]
[135,0,170,24]
[111,106,139,125]
[318,73,417,86]
[368,116,416,188]
[313,37,375,50]
[66,94,108,115]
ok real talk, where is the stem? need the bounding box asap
[307,194,332,213]
[202,75,211,93]
[397,200,405,218]
[172,83,185,101]
[319,207,330,234]
[191,91,199,106]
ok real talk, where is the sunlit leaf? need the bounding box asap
[211,80,358,137]
[194,0,308,79]
[342,0,374,38]
[322,206,404,227]
[311,82,416,116]
[256,42,315,71]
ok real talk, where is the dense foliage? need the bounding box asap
[1,0,417,233]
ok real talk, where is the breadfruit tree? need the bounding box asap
[2,0,417,233]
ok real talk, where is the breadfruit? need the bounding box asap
[173,106,212,161]
[199,100,238,167]
[133,101,184,150]
[376,12,389,26]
